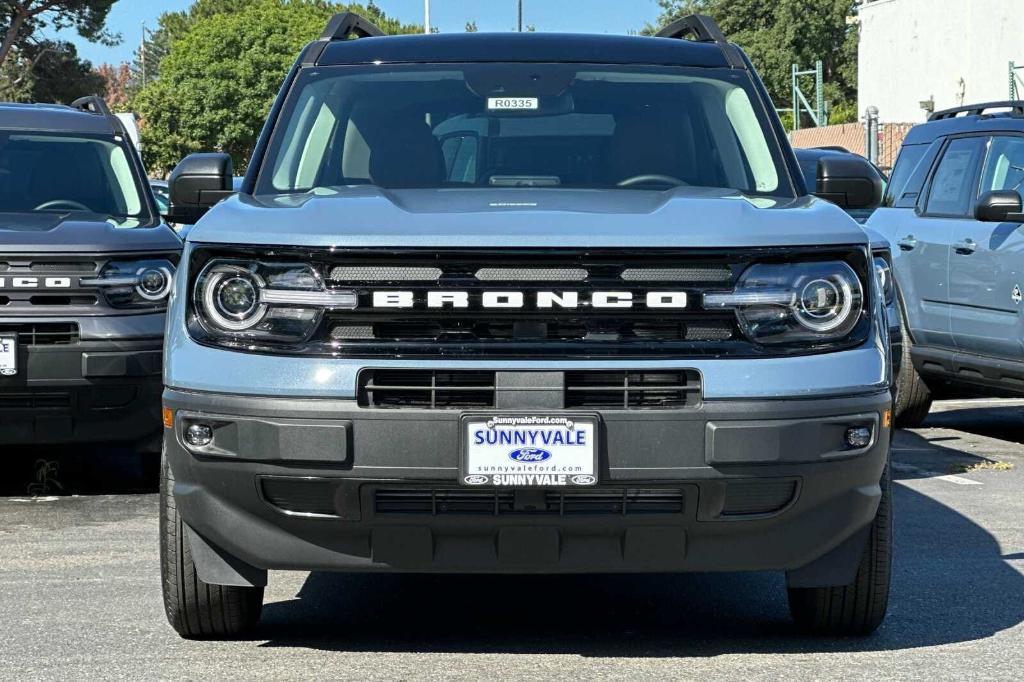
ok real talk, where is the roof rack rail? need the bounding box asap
[320,12,385,41]
[654,14,745,69]
[70,95,112,117]
[928,100,1024,121]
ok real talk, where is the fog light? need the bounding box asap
[845,426,872,449]
[185,423,214,447]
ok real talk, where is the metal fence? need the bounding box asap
[789,108,916,172]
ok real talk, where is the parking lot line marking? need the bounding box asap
[933,474,983,486]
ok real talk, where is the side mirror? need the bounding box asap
[166,152,235,224]
[814,154,884,209]
[975,190,1024,223]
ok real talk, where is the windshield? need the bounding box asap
[259,63,788,196]
[0,132,147,219]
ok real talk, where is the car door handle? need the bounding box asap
[897,236,918,251]
[953,238,977,255]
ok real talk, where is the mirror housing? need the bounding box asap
[975,190,1024,223]
[166,153,235,224]
[814,154,884,209]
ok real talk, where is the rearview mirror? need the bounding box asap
[814,155,884,210]
[975,190,1024,223]
[166,152,235,224]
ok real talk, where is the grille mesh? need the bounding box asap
[328,266,441,281]
[475,267,588,281]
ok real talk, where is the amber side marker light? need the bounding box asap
[882,410,892,429]
[162,406,174,429]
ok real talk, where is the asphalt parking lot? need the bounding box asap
[1,399,1022,680]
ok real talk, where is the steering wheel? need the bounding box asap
[617,174,688,188]
[34,199,91,212]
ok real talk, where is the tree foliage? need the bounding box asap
[0,0,119,68]
[133,0,421,175]
[95,61,132,110]
[645,0,859,125]
[0,39,105,103]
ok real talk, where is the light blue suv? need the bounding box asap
[158,13,894,638]
[868,101,1024,425]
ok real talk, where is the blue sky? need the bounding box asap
[56,1,663,66]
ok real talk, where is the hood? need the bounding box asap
[860,224,891,253]
[0,212,181,254]
[188,186,868,249]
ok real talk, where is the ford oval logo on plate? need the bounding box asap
[571,474,597,485]
[463,475,489,485]
[509,447,552,463]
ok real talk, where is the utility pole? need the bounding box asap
[140,20,147,87]
[518,0,523,32]
[424,0,430,34]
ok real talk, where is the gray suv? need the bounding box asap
[0,97,179,451]
[870,101,1024,425]
[160,14,893,638]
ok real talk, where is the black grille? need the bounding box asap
[374,488,685,516]
[359,370,496,408]
[0,323,79,345]
[190,247,871,359]
[721,480,798,516]
[0,390,71,410]
[565,370,701,409]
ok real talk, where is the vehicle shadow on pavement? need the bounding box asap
[0,447,159,497]
[254,477,1024,656]
[923,402,1024,447]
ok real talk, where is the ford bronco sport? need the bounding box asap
[871,101,1024,426]
[0,97,179,450]
[160,14,893,638]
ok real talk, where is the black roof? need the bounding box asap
[316,32,731,68]
[905,102,1024,146]
[0,102,118,135]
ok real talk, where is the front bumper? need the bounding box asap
[0,329,163,445]
[164,386,891,580]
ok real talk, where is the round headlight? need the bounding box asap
[136,267,172,301]
[200,266,266,331]
[792,268,860,333]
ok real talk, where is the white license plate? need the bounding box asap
[487,97,539,111]
[461,415,598,487]
[0,335,16,376]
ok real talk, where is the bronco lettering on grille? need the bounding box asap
[0,277,73,289]
[371,290,689,310]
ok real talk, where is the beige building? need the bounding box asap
[858,0,1024,122]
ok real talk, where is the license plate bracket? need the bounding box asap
[460,414,599,487]
[0,334,16,376]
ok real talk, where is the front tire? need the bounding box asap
[160,450,263,639]
[787,465,892,636]
[893,316,932,427]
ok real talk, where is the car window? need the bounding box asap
[0,132,145,219]
[980,136,1024,194]
[259,63,789,196]
[924,137,985,217]
[884,144,927,207]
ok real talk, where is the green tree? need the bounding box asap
[133,0,420,175]
[644,0,859,126]
[24,40,106,103]
[0,0,119,68]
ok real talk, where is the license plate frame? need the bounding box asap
[0,334,16,376]
[459,413,599,487]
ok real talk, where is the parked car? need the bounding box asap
[159,14,892,638]
[0,97,181,452]
[868,101,1024,425]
